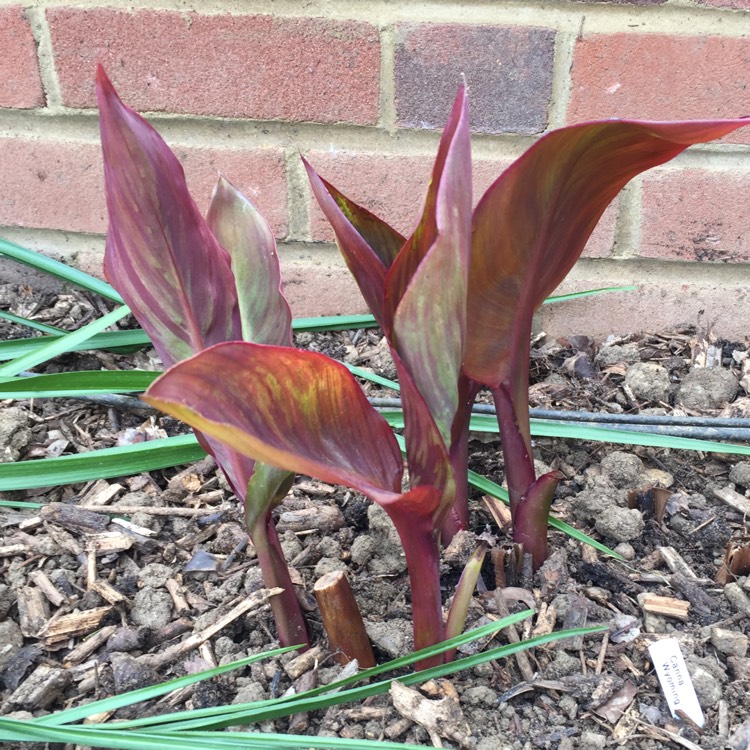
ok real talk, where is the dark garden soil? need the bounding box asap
[1,280,750,750]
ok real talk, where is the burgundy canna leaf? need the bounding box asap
[144,342,405,501]
[145,342,450,662]
[304,162,396,326]
[206,176,292,347]
[465,118,750,430]
[97,65,240,369]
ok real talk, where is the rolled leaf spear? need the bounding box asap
[96,66,309,648]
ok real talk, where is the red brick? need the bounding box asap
[48,9,380,124]
[639,170,750,262]
[306,151,615,257]
[0,7,44,108]
[569,34,750,143]
[395,24,555,134]
[0,138,287,237]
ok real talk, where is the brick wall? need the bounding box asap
[1,1,749,337]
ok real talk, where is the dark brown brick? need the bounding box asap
[395,24,555,134]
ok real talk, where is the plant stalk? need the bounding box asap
[388,509,445,668]
[248,513,310,649]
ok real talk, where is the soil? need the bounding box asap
[1,280,750,750]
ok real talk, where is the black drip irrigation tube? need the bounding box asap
[17,373,750,442]
[367,397,750,442]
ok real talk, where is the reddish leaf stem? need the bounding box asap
[248,513,310,649]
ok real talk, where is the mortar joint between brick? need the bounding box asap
[25,6,63,111]
[379,24,397,134]
[612,181,643,261]
[547,27,578,131]
[285,149,312,243]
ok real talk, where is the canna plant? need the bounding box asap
[304,91,750,569]
[127,70,750,661]
[96,66,309,648]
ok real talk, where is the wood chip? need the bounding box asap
[41,607,113,645]
[165,578,191,614]
[90,579,127,605]
[284,645,323,680]
[17,586,50,637]
[0,543,29,557]
[40,503,110,533]
[82,480,124,506]
[87,530,134,555]
[276,505,345,533]
[657,547,699,580]
[110,517,157,537]
[712,485,750,516]
[638,594,690,621]
[7,665,71,710]
[138,587,282,669]
[28,570,67,607]
[64,625,118,666]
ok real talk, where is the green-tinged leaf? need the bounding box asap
[207,176,292,347]
[36,647,299,727]
[0,305,130,378]
[304,159,391,325]
[465,118,750,396]
[0,370,159,398]
[445,542,488,644]
[0,310,64,335]
[0,237,124,303]
[144,343,404,500]
[0,329,152,361]
[544,285,636,304]
[0,434,204,491]
[390,87,471,447]
[244,462,295,531]
[97,66,240,367]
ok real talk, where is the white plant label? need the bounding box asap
[647,638,705,728]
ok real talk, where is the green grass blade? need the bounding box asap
[530,418,750,456]
[0,720,425,750]
[0,434,204,491]
[0,309,65,335]
[79,614,534,731]
[0,329,152,361]
[43,614,530,729]
[292,313,377,332]
[0,305,131,377]
[342,362,401,391]
[36,646,300,727]
[384,410,750,457]
[0,500,44,509]
[544,285,636,304]
[0,370,160,398]
[0,238,124,303]
[137,625,606,732]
